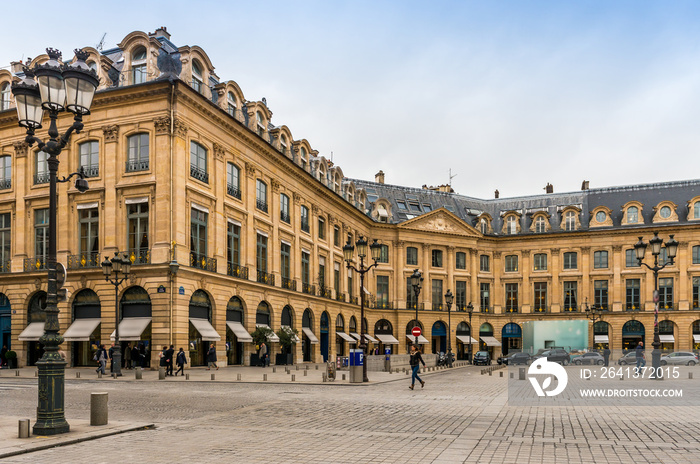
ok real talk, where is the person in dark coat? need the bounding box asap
[108,343,116,374]
[165,345,175,376]
[0,345,7,368]
[139,343,147,368]
[159,345,168,371]
[124,342,132,370]
[175,347,187,376]
[603,347,611,367]
[207,343,218,370]
[409,344,426,390]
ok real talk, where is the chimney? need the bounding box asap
[581,180,590,190]
[11,61,24,74]
[494,189,499,199]
[153,27,171,40]
[375,170,385,184]
[545,183,553,194]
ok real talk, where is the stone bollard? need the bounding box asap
[211,374,216,381]
[296,365,299,371]
[237,373,241,381]
[342,374,346,380]
[16,370,19,376]
[518,368,526,381]
[98,372,102,379]
[406,370,409,375]
[90,392,108,426]
[304,370,307,376]
[186,374,190,380]
[690,372,693,380]
[112,373,118,379]
[489,371,492,376]
[264,374,267,381]
[35,371,38,377]
[316,365,319,370]
[500,372,503,378]
[159,367,166,380]
[272,367,276,373]
[76,372,80,379]
[135,367,142,380]
[291,374,295,382]
[510,372,514,379]
[322,373,327,382]
[18,419,30,438]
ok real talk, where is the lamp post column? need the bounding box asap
[467,302,474,364]
[359,255,368,383]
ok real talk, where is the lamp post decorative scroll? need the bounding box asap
[343,236,382,382]
[102,253,132,378]
[11,48,98,436]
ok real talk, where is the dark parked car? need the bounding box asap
[617,352,637,365]
[572,352,605,365]
[498,352,531,365]
[473,351,491,365]
[534,348,570,365]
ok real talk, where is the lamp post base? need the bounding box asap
[112,349,123,377]
[651,344,662,380]
[33,356,70,436]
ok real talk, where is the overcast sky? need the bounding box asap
[2,1,699,199]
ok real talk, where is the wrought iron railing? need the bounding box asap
[81,165,99,178]
[505,307,519,313]
[480,306,492,313]
[659,303,678,311]
[301,219,309,233]
[625,305,642,311]
[190,165,209,183]
[67,252,101,269]
[302,283,315,295]
[405,303,425,310]
[190,252,217,272]
[350,296,359,305]
[256,199,268,213]
[432,303,444,311]
[257,270,275,286]
[0,178,11,190]
[24,257,47,271]
[0,260,10,273]
[124,248,150,265]
[336,293,345,302]
[563,306,578,312]
[375,301,393,309]
[126,159,149,172]
[227,263,248,279]
[281,277,296,291]
[34,173,50,185]
[319,286,332,299]
[280,211,290,224]
[533,306,548,313]
[227,183,241,200]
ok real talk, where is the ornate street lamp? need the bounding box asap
[633,232,678,377]
[11,48,98,436]
[584,298,601,348]
[444,289,454,367]
[466,302,474,363]
[343,236,382,382]
[102,253,132,377]
[410,269,423,346]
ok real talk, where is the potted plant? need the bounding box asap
[5,350,17,369]
[250,326,273,366]
[276,326,298,365]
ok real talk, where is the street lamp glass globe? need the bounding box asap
[355,236,368,258]
[34,48,66,112]
[342,240,354,262]
[63,49,99,115]
[634,237,647,261]
[101,256,112,277]
[665,235,679,260]
[649,232,663,256]
[369,239,382,261]
[11,71,44,129]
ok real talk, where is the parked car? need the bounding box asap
[660,352,698,366]
[534,348,570,365]
[572,352,605,365]
[473,351,491,365]
[498,352,531,365]
[617,352,637,365]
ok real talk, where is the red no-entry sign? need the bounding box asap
[412,326,422,337]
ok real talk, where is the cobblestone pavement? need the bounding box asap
[2,366,700,463]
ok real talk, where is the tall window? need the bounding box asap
[505,283,518,312]
[190,142,208,183]
[563,252,577,270]
[35,151,49,185]
[79,208,99,263]
[456,281,467,310]
[693,245,700,264]
[127,203,149,262]
[406,278,417,308]
[318,257,326,288]
[190,208,208,259]
[432,279,443,310]
[564,211,576,231]
[132,47,147,84]
[227,222,240,273]
[300,206,309,232]
[301,251,310,288]
[226,162,241,199]
[695,202,700,220]
[334,262,340,296]
[0,82,11,110]
[280,194,290,223]
[506,216,517,235]
[334,226,340,247]
[280,135,288,155]
[256,234,268,275]
[625,249,640,267]
[563,281,577,311]
[505,255,518,272]
[191,60,203,93]
[534,215,546,233]
[318,217,325,240]
[659,247,670,266]
[480,283,490,311]
[594,250,608,269]
[594,280,608,310]
[406,247,418,265]
[227,91,237,116]
[432,249,443,267]
[376,275,389,307]
[627,206,639,224]
[659,278,673,309]
[533,253,547,271]
[480,255,490,272]
[480,218,488,234]
[0,213,10,272]
[300,147,308,170]
[0,156,10,190]
[378,245,389,263]
[533,282,547,311]
[126,133,149,171]
[256,112,265,137]
[456,252,466,269]
[79,141,99,177]
[694,277,699,309]
[626,279,640,310]
[347,267,353,300]
[35,209,49,263]
[256,179,267,212]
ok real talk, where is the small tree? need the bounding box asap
[276,326,298,355]
[251,326,273,349]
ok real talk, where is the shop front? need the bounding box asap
[622,320,645,351]
[112,286,152,368]
[479,322,501,359]
[18,292,47,366]
[431,321,447,354]
[501,322,522,355]
[64,289,101,367]
[225,296,249,365]
[302,308,317,362]
[188,290,220,366]
[405,320,428,352]
[455,321,477,360]
[0,293,10,353]
[374,319,398,355]
[593,321,610,350]
[659,320,676,352]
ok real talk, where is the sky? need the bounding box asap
[2,1,700,199]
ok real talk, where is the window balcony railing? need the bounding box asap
[533,306,549,313]
[432,303,444,311]
[34,173,50,185]
[375,301,393,309]
[318,286,332,299]
[81,165,99,178]
[0,178,11,190]
[625,305,642,311]
[336,293,345,302]
[455,304,467,312]
[280,211,290,224]
[350,296,359,305]
[0,260,10,273]
[227,263,248,280]
[190,252,217,272]
[405,303,425,310]
[302,283,315,295]
[659,303,678,311]
[67,252,101,269]
[257,270,275,286]
[281,277,296,291]
[563,306,578,312]
[301,219,309,233]
[505,307,519,313]
[190,165,209,183]
[227,183,241,200]
[256,199,268,213]
[480,306,492,313]
[24,257,47,271]
[126,159,149,172]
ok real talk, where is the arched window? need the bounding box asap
[256,301,271,326]
[79,141,99,178]
[506,216,517,235]
[190,141,208,183]
[564,211,576,231]
[256,111,265,137]
[227,91,236,116]
[0,155,11,190]
[191,60,203,93]
[281,305,293,327]
[375,319,393,334]
[226,296,244,323]
[480,218,487,234]
[302,308,313,328]
[335,314,344,331]
[627,206,639,224]
[132,47,147,84]
[534,216,546,233]
[126,133,149,172]
[0,82,11,111]
[349,316,357,333]
[300,147,308,170]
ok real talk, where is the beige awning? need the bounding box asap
[226,321,253,342]
[281,325,300,342]
[337,332,356,343]
[480,336,502,347]
[256,324,280,343]
[18,322,45,341]
[110,317,152,341]
[694,334,700,343]
[63,318,100,342]
[351,332,378,343]
[406,334,429,344]
[375,334,399,345]
[190,318,221,341]
[659,334,675,343]
[594,335,609,344]
[456,335,478,344]
[302,327,319,344]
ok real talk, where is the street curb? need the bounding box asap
[0,423,155,459]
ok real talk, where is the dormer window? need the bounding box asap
[534,216,546,233]
[256,111,265,137]
[695,201,700,219]
[300,147,308,170]
[506,216,517,235]
[192,60,203,94]
[227,91,237,116]
[132,47,147,84]
[564,211,576,231]
[596,211,606,223]
[0,82,11,111]
[627,206,638,224]
[280,135,288,154]
[480,218,487,234]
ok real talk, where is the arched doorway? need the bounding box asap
[501,322,522,355]
[117,286,153,368]
[479,323,500,359]
[225,297,249,365]
[593,321,610,349]
[0,293,11,355]
[320,311,330,362]
[65,289,101,367]
[189,290,219,367]
[658,320,675,352]
[374,319,397,355]
[19,292,47,366]
[302,309,317,362]
[455,322,474,360]
[622,320,645,351]
[278,305,296,365]
[405,320,427,352]
[335,314,354,357]
[431,321,447,354]
[693,320,700,352]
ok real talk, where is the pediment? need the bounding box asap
[398,208,480,236]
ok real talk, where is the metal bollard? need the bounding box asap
[315,365,319,370]
[135,367,142,380]
[76,372,80,378]
[16,370,19,376]
[18,419,30,438]
[500,372,503,377]
[342,374,346,380]
[186,374,190,380]
[35,371,38,377]
[264,374,267,381]
[98,371,102,379]
[322,373,327,382]
[237,373,241,381]
[272,367,276,373]
[90,392,108,426]
[518,368,525,380]
[510,372,514,379]
[489,371,492,376]
[211,374,215,381]
[690,372,693,379]
[291,374,295,381]
[304,370,307,376]
[159,367,165,380]
[296,365,299,370]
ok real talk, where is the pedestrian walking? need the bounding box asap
[603,347,611,367]
[108,343,116,374]
[176,347,187,376]
[635,341,645,374]
[125,342,132,370]
[409,344,426,390]
[0,345,7,368]
[207,343,218,370]
[166,344,175,376]
[95,344,107,375]
[259,342,268,367]
[139,343,147,368]
[159,345,168,372]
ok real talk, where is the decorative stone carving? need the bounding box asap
[154,116,170,134]
[393,241,405,248]
[493,251,502,259]
[271,179,280,193]
[13,141,28,158]
[293,192,301,205]
[412,212,461,232]
[102,125,119,142]
[612,245,622,252]
[34,278,41,290]
[580,246,591,253]
[421,243,431,251]
[550,248,560,254]
[521,250,530,258]
[470,248,479,256]
[213,143,225,161]
[173,118,188,139]
[245,162,256,178]
[312,205,319,216]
